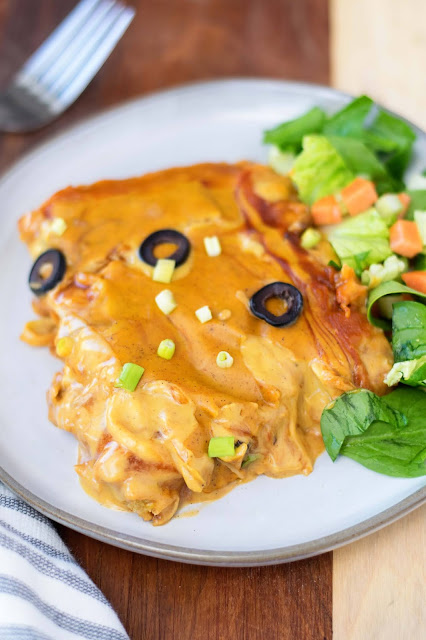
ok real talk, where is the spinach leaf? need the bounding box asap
[384,356,426,388]
[341,388,426,478]
[392,301,426,362]
[263,106,326,151]
[367,280,426,329]
[406,190,426,220]
[320,389,406,461]
[323,96,373,138]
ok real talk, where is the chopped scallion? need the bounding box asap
[376,194,403,226]
[208,436,235,458]
[157,339,176,360]
[216,351,233,368]
[242,454,260,468]
[155,289,177,315]
[414,210,426,245]
[152,258,175,283]
[300,227,321,249]
[204,236,222,257]
[195,305,212,323]
[56,336,73,357]
[115,362,144,391]
[50,217,67,236]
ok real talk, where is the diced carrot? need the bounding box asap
[311,195,342,225]
[398,192,411,217]
[402,271,426,294]
[340,177,378,216]
[389,220,423,258]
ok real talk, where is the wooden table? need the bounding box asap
[1,2,423,639]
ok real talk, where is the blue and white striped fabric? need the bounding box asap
[0,482,129,640]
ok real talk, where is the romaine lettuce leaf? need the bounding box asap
[364,110,416,180]
[327,135,400,194]
[326,208,391,272]
[291,135,354,205]
[323,95,373,138]
[384,356,426,387]
[406,190,426,220]
[267,146,295,175]
[263,106,326,151]
[263,96,417,200]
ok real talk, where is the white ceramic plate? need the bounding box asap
[0,80,425,566]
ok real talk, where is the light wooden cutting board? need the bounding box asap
[331,1,426,638]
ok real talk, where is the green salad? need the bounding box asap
[264,96,426,478]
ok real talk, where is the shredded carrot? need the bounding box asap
[402,271,426,294]
[390,220,423,258]
[311,195,342,225]
[340,177,378,216]
[398,192,411,217]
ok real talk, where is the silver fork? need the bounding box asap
[0,0,135,133]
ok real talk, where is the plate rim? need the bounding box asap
[1,77,425,566]
[1,465,424,566]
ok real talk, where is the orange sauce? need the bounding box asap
[19,162,393,525]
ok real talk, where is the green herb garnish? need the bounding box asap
[208,437,235,458]
[115,363,145,392]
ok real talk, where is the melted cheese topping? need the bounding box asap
[19,162,393,525]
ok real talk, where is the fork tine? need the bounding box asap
[55,7,135,111]
[18,0,104,81]
[46,3,129,97]
[36,0,118,91]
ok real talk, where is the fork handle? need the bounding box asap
[0,87,51,133]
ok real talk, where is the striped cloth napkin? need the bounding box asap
[0,482,129,640]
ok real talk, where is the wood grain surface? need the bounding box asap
[331,0,426,129]
[333,505,426,640]
[0,1,331,638]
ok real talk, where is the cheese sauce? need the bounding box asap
[19,163,393,525]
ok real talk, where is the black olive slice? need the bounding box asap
[139,229,190,267]
[29,249,66,296]
[249,282,303,327]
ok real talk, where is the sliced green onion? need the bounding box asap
[407,173,426,190]
[157,339,175,360]
[152,258,175,283]
[204,236,222,257]
[242,454,260,468]
[195,305,212,323]
[208,436,235,458]
[155,289,177,315]
[56,336,73,357]
[216,351,233,368]
[376,194,403,226]
[300,227,321,249]
[414,210,426,245]
[268,146,295,175]
[50,217,67,236]
[115,362,144,391]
